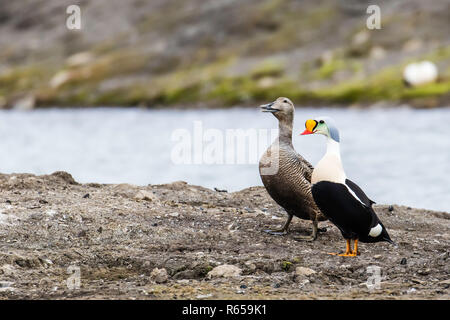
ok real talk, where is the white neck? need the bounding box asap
[311,136,346,184]
[326,137,341,158]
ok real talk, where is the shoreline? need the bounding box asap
[2,100,450,111]
[0,171,448,299]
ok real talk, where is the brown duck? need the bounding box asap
[259,97,326,241]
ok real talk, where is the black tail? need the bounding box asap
[383,232,396,247]
[381,225,396,246]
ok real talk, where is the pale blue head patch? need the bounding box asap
[316,116,340,142]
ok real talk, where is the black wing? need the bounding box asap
[345,179,376,207]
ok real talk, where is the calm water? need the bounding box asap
[0,106,449,212]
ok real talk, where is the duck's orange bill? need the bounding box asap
[301,119,316,135]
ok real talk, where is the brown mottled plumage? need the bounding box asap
[259,97,326,241]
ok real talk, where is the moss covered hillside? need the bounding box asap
[0,0,449,108]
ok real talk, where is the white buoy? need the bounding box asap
[403,61,438,87]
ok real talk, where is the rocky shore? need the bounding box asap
[0,172,448,299]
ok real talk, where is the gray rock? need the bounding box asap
[134,190,159,202]
[295,267,316,276]
[207,264,242,279]
[150,268,169,283]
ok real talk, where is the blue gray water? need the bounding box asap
[0,106,448,212]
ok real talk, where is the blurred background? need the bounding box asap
[0,0,449,211]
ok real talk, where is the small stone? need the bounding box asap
[177,279,189,284]
[239,284,247,289]
[388,205,394,212]
[0,264,15,276]
[295,267,316,276]
[196,293,213,299]
[407,288,417,294]
[400,258,407,265]
[207,265,242,279]
[150,268,169,283]
[134,190,159,202]
[83,194,90,199]
[298,279,310,287]
[0,281,14,290]
[374,255,382,259]
[46,209,57,217]
[168,212,179,217]
[273,283,281,288]
[417,269,431,276]
[66,51,94,67]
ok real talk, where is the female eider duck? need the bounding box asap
[259,97,326,241]
[301,117,394,256]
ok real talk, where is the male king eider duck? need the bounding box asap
[259,97,326,241]
[301,117,394,256]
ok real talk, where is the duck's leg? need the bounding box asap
[264,214,292,235]
[293,218,318,241]
[351,239,360,256]
[328,239,355,256]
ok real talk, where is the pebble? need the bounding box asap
[207,265,242,279]
[177,279,190,284]
[295,267,317,276]
[0,264,15,276]
[134,190,159,202]
[196,293,213,299]
[417,268,431,276]
[150,268,169,283]
[46,209,57,217]
[400,258,407,265]
[0,281,14,291]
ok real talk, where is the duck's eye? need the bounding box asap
[283,99,288,103]
[319,120,324,124]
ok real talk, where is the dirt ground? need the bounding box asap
[0,172,448,300]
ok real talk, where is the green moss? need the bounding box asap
[316,59,346,79]
[281,261,292,272]
[160,83,202,104]
[250,60,285,79]
[424,45,450,63]
[4,42,448,108]
[401,81,450,99]
[0,65,50,95]
[207,77,251,104]
[292,257,301,263]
